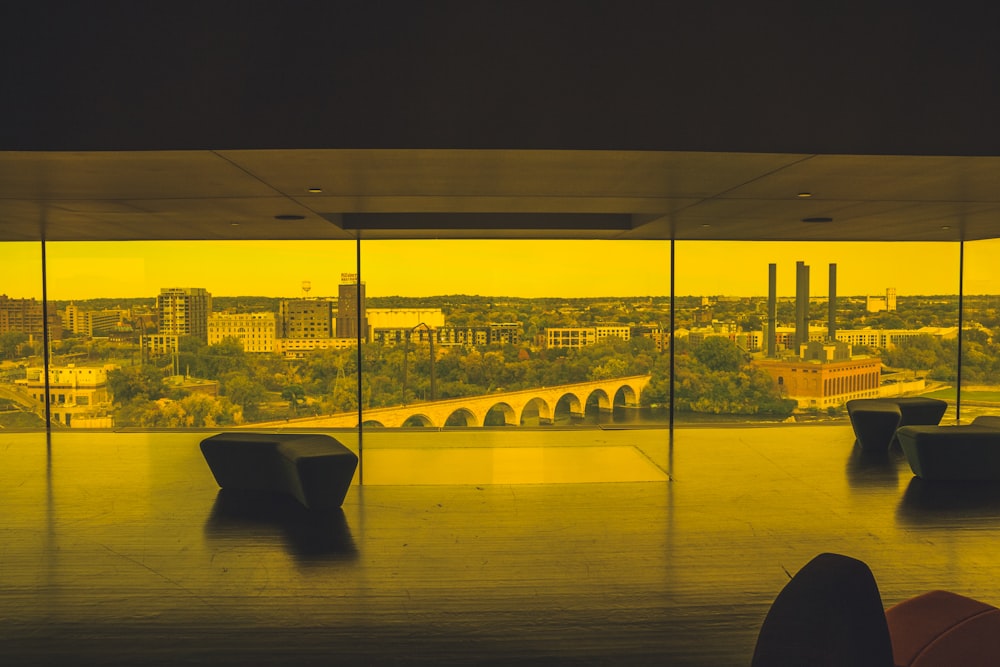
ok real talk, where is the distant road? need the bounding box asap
[0,383,42,413]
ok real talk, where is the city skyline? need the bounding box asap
[0,239,996,300]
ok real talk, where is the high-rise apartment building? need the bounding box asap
[336,274,368,340]
[0,294,62,340]
[279,299,334,339]
[156,287,212,341]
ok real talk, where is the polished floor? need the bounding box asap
[3,425,1000,665]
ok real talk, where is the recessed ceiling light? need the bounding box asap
[802,217,834,223]
[230,222,240,227]
[274,214,305,221]
[701,224,711,228]
[941,225,952,230]
[307,187,323,193]
[796,192,813,198]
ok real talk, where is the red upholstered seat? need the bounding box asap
[886,590,1000,667]
[754,555,1000,666]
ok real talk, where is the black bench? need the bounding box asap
[896,416,1000,481]
[200,432,358,510]
[846,397,948,452]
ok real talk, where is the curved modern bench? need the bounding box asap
[200,432,358,510]
[846,398,948,452]
[896,416,1000,481]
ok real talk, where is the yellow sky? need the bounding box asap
[0,239,994,300]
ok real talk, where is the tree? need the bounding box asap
[107,365,166,404]
[589,357,629,381]
[222,373,267,419]
[0,332,28,359]
[692,337,744,373]
[281,384,306,412]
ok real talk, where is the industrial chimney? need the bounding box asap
[828,263,837,341]
[767,263,777,358]
[795,261,809,353]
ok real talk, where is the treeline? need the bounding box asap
[105,332,803,427]
[884,329,1000,384]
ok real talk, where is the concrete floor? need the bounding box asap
[2,425,999,665]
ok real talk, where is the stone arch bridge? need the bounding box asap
[256,375,652,429]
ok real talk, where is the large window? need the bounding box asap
[3,236,991,481]
[41,240,357,431]
[960,239,1000,423]
[356,239,672,483]
[0,242,46,433]
[673,241,960,425]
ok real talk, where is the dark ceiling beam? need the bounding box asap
[2,3,999,155]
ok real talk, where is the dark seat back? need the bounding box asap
[752,553,894,667]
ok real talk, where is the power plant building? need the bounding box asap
[752,355,882,409]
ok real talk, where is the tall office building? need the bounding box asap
[0,294,62,340]
[156,287,212,341]
[336,273,368,340]
[279,299,334,339]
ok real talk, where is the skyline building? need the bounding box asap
[279,298,333,339]
[0,294,62,341]
[208,312,277,353]
[867,288,898,312]
[336,273,368,341]
[156,287,212,341]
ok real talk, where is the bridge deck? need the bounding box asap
[1,424,997,665]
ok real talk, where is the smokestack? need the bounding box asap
[828,263,837,341]
[795,261,809,353]
[767,263,777,358]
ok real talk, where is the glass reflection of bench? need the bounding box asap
[200,432,358,510]
[846,398,948,452]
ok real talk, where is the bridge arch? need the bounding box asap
[361,419,385,428]
[484,402,516,426]
[554,393,583,422]
[445,408,478,427]
[402,413,434,428]
[519,396,553,426]
[586,389,612,413]
[614,383,639,406]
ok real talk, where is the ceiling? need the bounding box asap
[1,149,999,244]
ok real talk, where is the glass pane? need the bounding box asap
[0,242,48,433]
[43,240,357,432]
[673,241,960,425]
[357,239,671,484]
[960,239,1000,423]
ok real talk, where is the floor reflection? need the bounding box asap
[897,477,1000,527]
[844,444,903,488]
[205,489,358,563]
[362,445,668,484]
